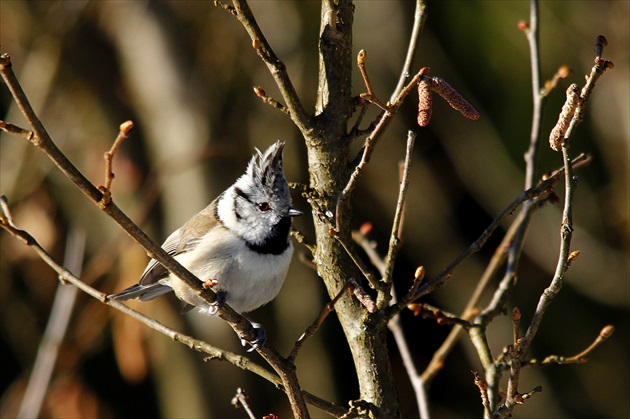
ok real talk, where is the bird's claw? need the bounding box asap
[207,290,226,315]
[241,320,266,352]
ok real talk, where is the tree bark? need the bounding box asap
[300,1,401,416]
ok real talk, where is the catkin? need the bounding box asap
[417,78,433,126]
[429,77,480,121]
[549,84,580,151]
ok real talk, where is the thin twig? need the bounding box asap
[357,50,390,112]
[419,212,523,384]
[389,169,560,317]
[353,229,429,419]
[253,86,290,115]
[99,120,134,205]
[382,131,415,287]
[407,303,472,329]
[335,67,429,231]
[518,45,614,359]
[524,324,615,366]
[0,120,34,140]
[288,279,370,363]
[481,14,547,407]
[390,0,428,101]
[497,58,598,418]
[334,234,382,290]
[522,0,542,191]
[232,388,256,419]
[473,371,492,416]
[228,0,311,133]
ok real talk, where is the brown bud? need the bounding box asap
[600,324,615,339]
[407,303,422,316]
[557,65,573,79]
[517,20,529,31]
[359,222,373,236]
[567,250,581,264]
[414,266,426,281]
[357,49,366,65]
[512,307,521,322]
[253,86,266,98]
[120,120,134,134]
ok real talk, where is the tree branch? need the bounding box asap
[0,196,344,417]
[228,0,312,134]
[0,52,312,419]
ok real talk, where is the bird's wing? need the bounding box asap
[138,199,220,286]
[109,200,220,302]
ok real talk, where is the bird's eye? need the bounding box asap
[257,202,271,212]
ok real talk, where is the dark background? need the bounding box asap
[1,1,628,418]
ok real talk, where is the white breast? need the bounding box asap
[167,226,293,314]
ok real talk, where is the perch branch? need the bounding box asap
[0,53,311,418]
[0,196,344,417]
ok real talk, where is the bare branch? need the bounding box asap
[382,131,415,287]
[288,278,373,363]
[390,158,573,314]
[99,120,134,205]
[0,196,345,417]
[335,67,429,232]
[0,52,313,418]
[357,50,391,112]
[473,371,492,417]
[390,0,428,101]
[228,0,311,133]
[253,86,290,115]
[231,388,256,419]
[524,324,615,366]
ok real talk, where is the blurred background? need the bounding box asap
[1,1,628,418]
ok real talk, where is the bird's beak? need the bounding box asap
[288,208,303,217]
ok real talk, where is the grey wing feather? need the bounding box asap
[108,200,219,303]
[139,229,183,285]
[108,283,172,301]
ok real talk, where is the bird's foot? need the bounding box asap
[206,289,226,315]
[240,318,266,352]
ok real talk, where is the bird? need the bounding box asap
[108,141,301,349]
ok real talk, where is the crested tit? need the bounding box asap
[109,141,301,347]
